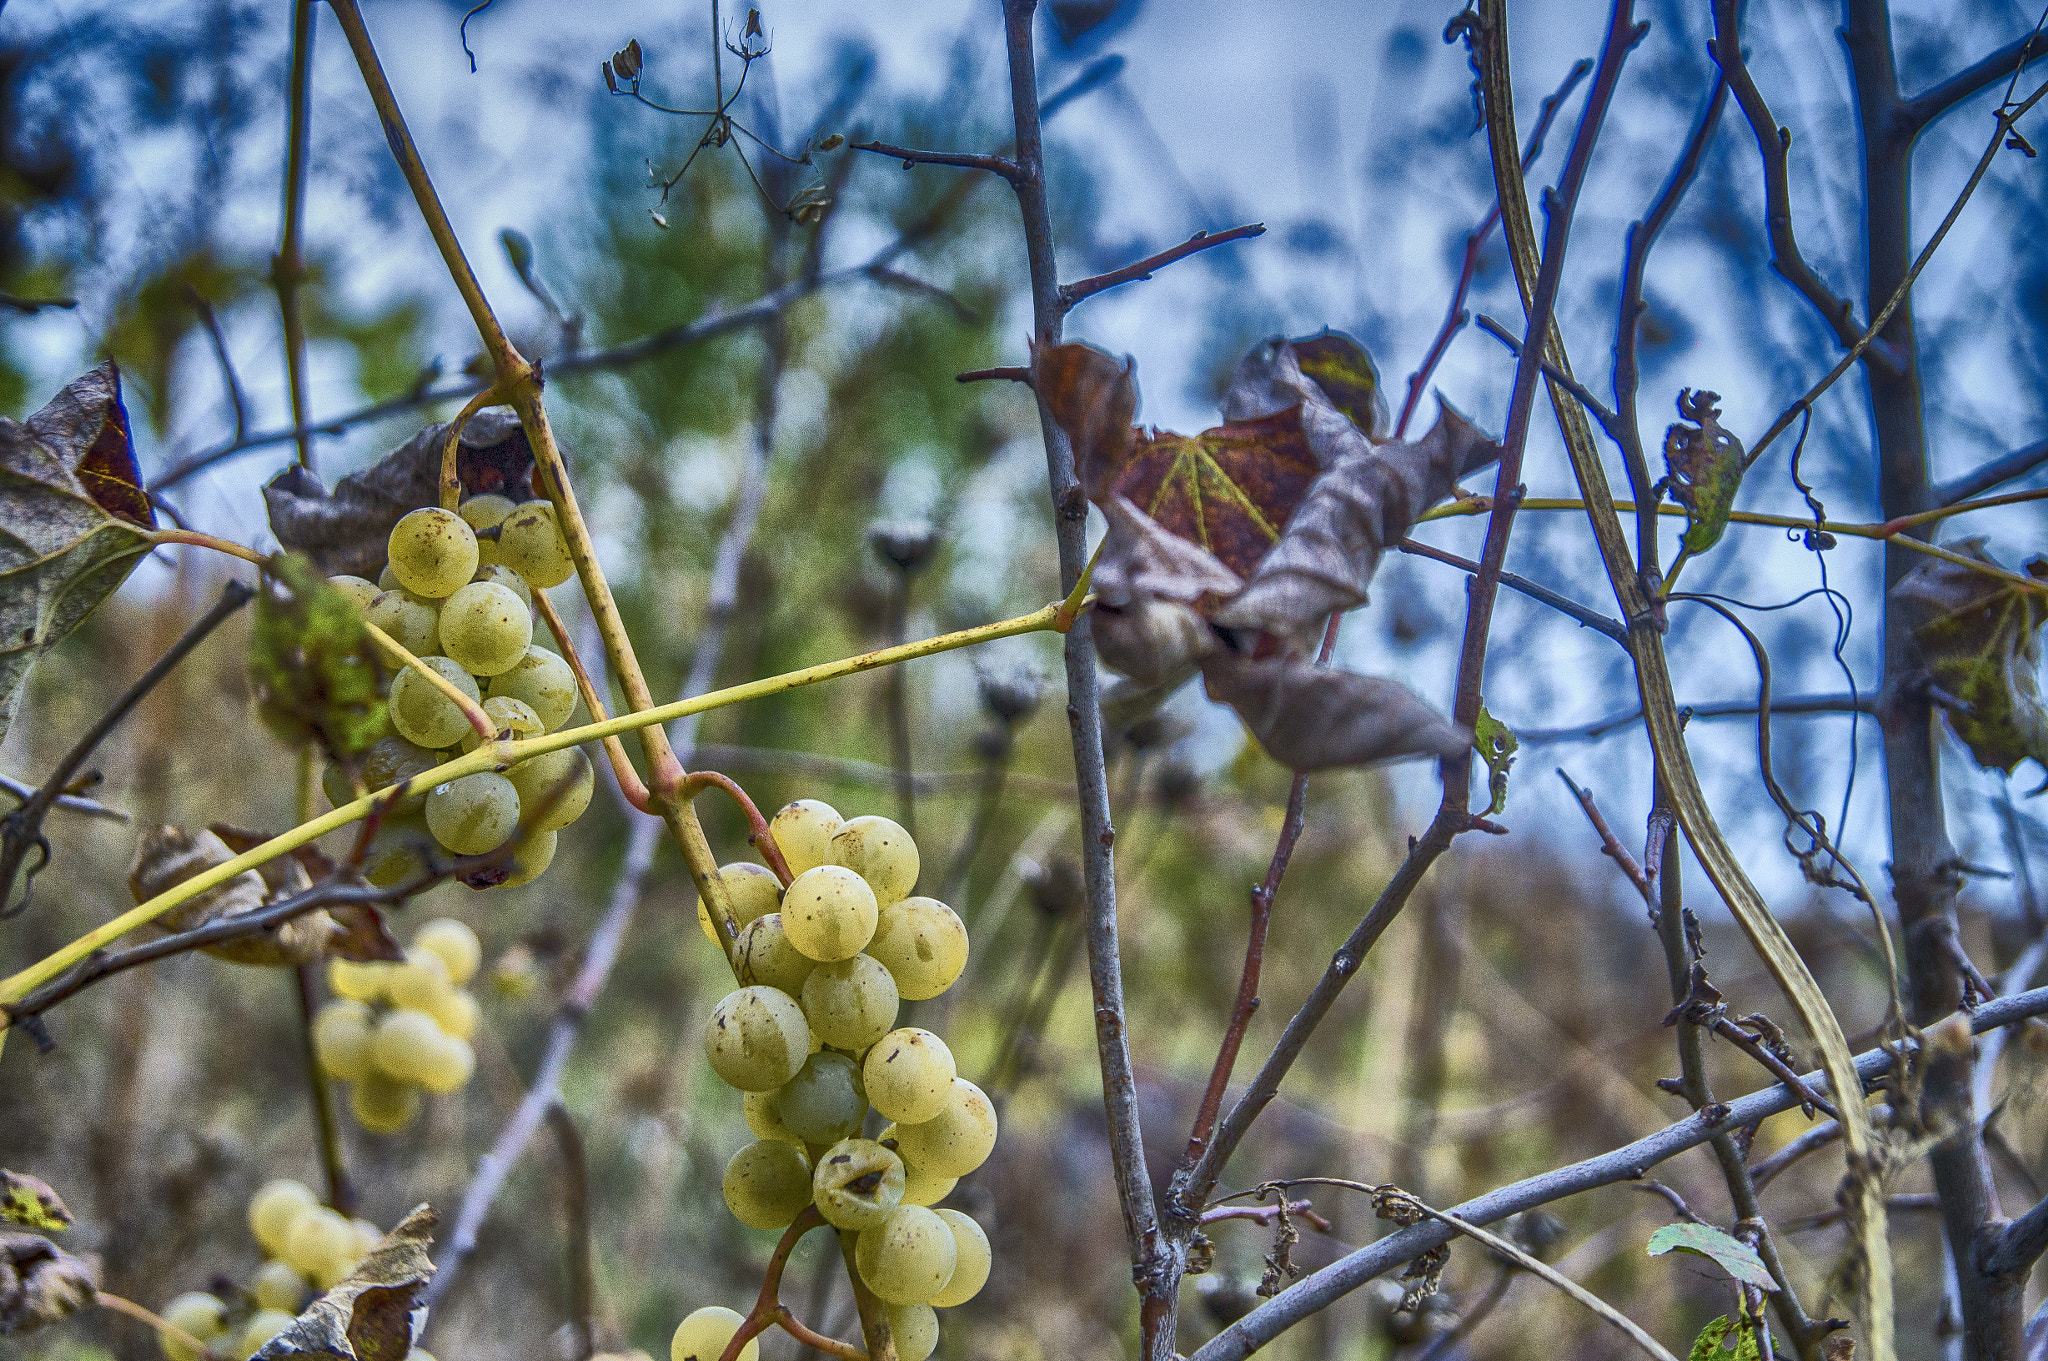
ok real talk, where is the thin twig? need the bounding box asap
[1396,538,1628,641]
[1058,222,1266,313]
[1899,19,2048,130]
[294,962,355,1216]
[849,139,1021,182]
[1934,436,2048,507]
[1557,769,1653,907]
[276,0,317,473]
[545,1102,597,1361]
[1519,693,1872,744]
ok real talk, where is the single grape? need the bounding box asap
[462,695,544,752]
[863,1029,956,1124]
[328,574,380,612]
[413,918,481,985]
[426,771,521,855]
[362,813,432,887]
[250,1259,309,1313]
[439,580,533,676]
[413,1031,476,1094]
[695,861,785,946]
[501,827,558,886]
[800,954,899,1050]
[811,1138,904,1231]
[774,1051,868,1144]
[283,1204,356,1279]
[486,646,577,731]
[866,898,969,1001]
[349,1217,384,1258]
[887,1303,939,1361]
[388,506,479,598]
[247,1178,318,1256]
[670,1307,758,1361]
[460,493,517,567]
[469,560,533,610]
[386,946,453,1011]
[389,656,482,749]
[238,1308,298,1356]
[721,1140,814,1230]
[826,815,920,906]
[356,735,442,812]
[350,1071,421,1134]
[159,1292,228,1361]
[312,998,374,1082]
[505,746,592,833]
[425,986,479,1041]
[743,1088,803,1146]
[703,986,811,1091]
[734,914,817,995]
[855,1206,957,1305]
[498,499,575,588]
[930,1209,991,1306]
[326,957,390,1004]
[366,588,441,657]
[890,1079,997,1178]
[378,562,402,591]
[371,1007,446,1082]
[897,1158,956,1209]
[780,865,878,962]
[768,799,842,876]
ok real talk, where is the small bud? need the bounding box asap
[975,662,1044,725]
[867,519,941,574]
[818,133,845,152]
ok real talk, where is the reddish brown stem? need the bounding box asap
[719,1209,826,1361]
[530,589,654,813]
[679,769,793,886]
[1557,768,1654,907]
[955,366,1032,384]
[775,1307,868,1361]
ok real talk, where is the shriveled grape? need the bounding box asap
[389,656,482,749]
[780,865,878,962]
[863,1028,956,1124]
[734,914,816,995]
[425,771,520,854]
[890,1078,997,1178]
[462,695,544,751]
[506,746,592,832]
[811,1137,904,1231]
[439,580,533,676]
[930,1208,991,1306]
[703,986,810,1091]
[826,815,920,906]
[769,798,842,875]
[721,1140,813,1230]
[498,499,575,588]
[388,506,479,598]
[774,1051,867,1144]
[670,1307,758,1361]
[800,954,899,1050]
[460,494,516,567]
[486,646,577,730]
[855,1205,957,1305]
[695,861,785,946]
[866,897,969,1000]
[366,588,441,657]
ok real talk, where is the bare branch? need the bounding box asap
[1520,692,1873,744]
[849,139,1021,183]
[1397,538,1629,642]
[1058,222,1266,313]
[1900,18,2048,132]
[1935,436,2048,507]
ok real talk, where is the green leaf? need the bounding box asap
[0,363,157,753]
[1687,1316,1771,1361]
[1662,390,1746,555]
[1473,701,1518,816]
[1649,1222,1777,1290]
[1891,539,2048,775]
[1289,329,1389,439]
[0,1173,70,1233]
[249,554,387,762]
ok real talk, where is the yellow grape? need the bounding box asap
[389,656,482,749]
[250,1259,309,1313]
[355,735,442,813]
[387,506,479,598]
[470,560,533,609]
[425,987,480,1040]
[670,1307,757,1361]
[413,1032,476,1095]
[825,815,920,906]
[486,646,577,731]
[371,1007,446,1081]
[811,1138,904,1231]
[366,588,441,656]
[327,574,380,612]
[887,1303,938,1361]
[498,500,575,588]
[505,747,592,833]
[326,957,390,1004]
[742,1089,803,1146]
[721,1140,814,1230]
[768,798,841,875]
[897,1159,956,1209]
[774,1051,867,1144]
[799,954,898,1050]
[312,998,374,1082]
[378,562,401,591]
[351,1072,421,1134]
[734,914,816,995]
[247,1178,318,1256]
[349,1217,384,1258]
[386,947,453,1011]
[236,1308,298,1357]
[158,1292,227,1361]
[362,814,432,887]
[780,866,877,962]
[890,1078,997,1178]
[501,828,558,886]
[703,987,810,1091]
[462,695,544,751]
[439,580,533,676]
[460,493,517,567]
[863,1028,956,1124]
[854,1205,957,1305]
[929,1208,991,1306]
[425,771,521,855]
[282,1204,356,1279]
[413,918,481,986]
[865,897,969,1001]
[694,862,784,946]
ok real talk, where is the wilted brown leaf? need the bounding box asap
[1113,411,1322,579]
[0,1232,96,1333]
[0,1173,70,1233]
[1662,389,1745,556]
[211,826,402,964]
[1090,497,1241,686]
[1891,538,2048,774]
[251,1204,436,1361]
[1222,334,1382,460]
[130,826,339,966]
[1201,654,1470,772]
[1030,340,1135,501]
[264,410,536,578]
[0,363,157,751]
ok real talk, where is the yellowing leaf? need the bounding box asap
[1473,702,1518,816]
[1891,538,2048,774]
[250,554,388,762]
[252,1204,436,1361]
[0,1173,70,1233]
[1662,390,1745,556]
[1648,1222,1776,1290]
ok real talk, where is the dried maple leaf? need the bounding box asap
[1090,496,1241,686]
[1222,333,1384,457]
[1030,340,1135,502]
[1114,410,1323,579]
[1891,538,2048,774]
[1201,655,1470,772]
[130,826,338,966]
[212,826,403,964]
[252,1204,436,1361]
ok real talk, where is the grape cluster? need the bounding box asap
[675,803,991,1361]
[326,497,592,889]
[155,1181,426,1361]
[314,918,481,1131]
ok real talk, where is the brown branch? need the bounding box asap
[275,0,317,472]
[1058,222,1266,313]
[1397,538,1628,641]
[546,1103,596,1361]
[849,139,1021,183]
[1556,768,1653,907]
[679,769,794,886]
[1899,19,2048,132]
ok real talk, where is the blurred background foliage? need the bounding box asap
[2,0,2047,1357]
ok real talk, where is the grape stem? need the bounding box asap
[679,770,793,887]
[361,617,498,740]
[529,588,654,814]
[148,528,268,567]
[437,380,514,511]
[718,1208,871,1361]
[94,1290,211,1356]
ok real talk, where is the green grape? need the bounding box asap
[371,1007,446,1081]
[389,656,482,749]
[811,1138,904,1231]
[237,1308,297,1356]
[248,1178,318,1256]
[486,646,577,731]
[386,946,454,1011]
[887,1304,939,1361]
[414,918,481,985]
[362,814,432,887]
[350,1072,421,1134]
[250,1259,309,1313]
[366,588,441,657]
[413,1031,476,1094]
[734,914,817,995]
[863,1028,956,1124]
[356,735,442,812]
[159,1292,228,1361]
[328,574,380,612]
[695,861,785,946]
[425,986,479,1041]
[378,562,402,591]
[800,954,899,1050]
[866,898,969,1001]
[470,560,533,609]
[439,581,533,676]
[930,1208,991,1307]
[460,493,517,568]
[387,506,479,598]
[326,957,390,1004]
[897,1158,956,1209]
[780,865,878,962]
[506,746,592,833]
[502,828,558,886]
[769,799,842,875]
[721,1139,814,1230]
[704,986,811,1091]
[498,499,575,588]
[283,1204,356,1279]
[826,815,920,906]
[670,1307,758,1361]
[426,771,521,855]
[855,1206,957,1305]
[890,1079,997,1178]
[743,1088,803,1146]
[312,998,374,1082]
[774,1051,868,1144]
[462,695,544,751]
